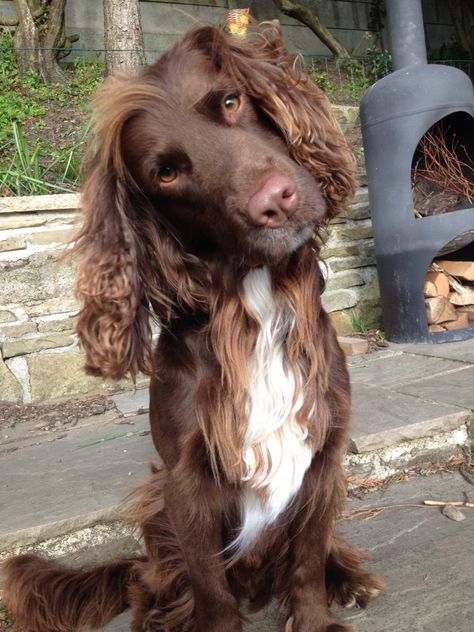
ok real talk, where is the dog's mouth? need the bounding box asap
[239,221,317,266]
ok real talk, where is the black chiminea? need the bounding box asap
[360,0,474,343]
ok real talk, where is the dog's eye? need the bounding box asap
[224,95,241,113]
[158,166,178,183]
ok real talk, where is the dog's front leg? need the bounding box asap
[285,462,356,632]
[164,469,242,632]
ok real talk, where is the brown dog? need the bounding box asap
[2,22,383,632]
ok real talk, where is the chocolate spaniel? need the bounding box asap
[2,21,383,632]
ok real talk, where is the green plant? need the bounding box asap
[69,56,105,99]
[350,310,368,335]
[0,36,105,195]
[307,59,337,96]
[344,60,370,101]
[0,121,89,195]
[0,30,17,79]
[365,47,392,80]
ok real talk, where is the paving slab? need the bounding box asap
[393,338,474,364]
[101,472,474,632]
[350,384,470,452]
[0,413,154,539]
[348,352,467,387]
[392,365,474,410]
[338,472,474,632]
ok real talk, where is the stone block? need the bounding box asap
[0,252,75,306]
[328,249,376,272]
[0,214,48,230]
[331,105,360,134]
[348,201,371,220]
[37,316,77,333]
[321,245,359,259]
[0,237,27,253]
[352,274,382,329]
[0,311,16,324]
[329,310,353,336]
[25,297,78,318]
[0,193,80,215]
[328,214,347,225]
[5,356,29,403]
[29,228,76,246]
[325,270,364,291]
[354,188,369,204]
[2,333,74,359]
[0,356,23,403]
[0,321,37,338]
[0,212,78,231]
[27,351,104,401]
[336,222,373,242]
[321,289,358,313]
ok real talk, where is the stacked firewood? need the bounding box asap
[425,261,474,332]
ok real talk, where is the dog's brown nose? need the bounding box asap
[246,173,299,228]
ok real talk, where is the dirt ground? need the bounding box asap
[0,395,117,433]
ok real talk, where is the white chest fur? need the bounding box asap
[229,267,313,556]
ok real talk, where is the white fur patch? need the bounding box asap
[228,266,313,555]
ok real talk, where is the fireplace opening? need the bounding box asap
[412,112,474,219]
[424,238,474,336]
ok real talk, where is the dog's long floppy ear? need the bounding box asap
[219,21,357,220]
[74,76,207,380]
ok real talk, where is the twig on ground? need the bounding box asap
[423,500,474,508]
[342,498,474,522]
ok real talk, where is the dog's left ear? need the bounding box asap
[221,21,357,219]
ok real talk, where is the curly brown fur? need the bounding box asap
[2,21,382,632]
[1,554,138,632]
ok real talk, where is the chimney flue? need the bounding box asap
[386,0,428,70]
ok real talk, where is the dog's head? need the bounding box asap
[75,22,356,379]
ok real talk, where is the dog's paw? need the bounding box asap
[330,572,385,609]
[285,616,356,632]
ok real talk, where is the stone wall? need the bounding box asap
[322,182,380,335]
[0,194,132,404]
[0,180,380,405]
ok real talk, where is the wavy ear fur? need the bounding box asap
[217,21,357,219]
[75,76,207,380]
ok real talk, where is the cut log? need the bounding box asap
[425,296,458,324]
[437,260,474,281]
[457,305,474,321]
[449,287,474,305]
[429,324,446,333]
[424,271,450,298]
[441,312,470,330]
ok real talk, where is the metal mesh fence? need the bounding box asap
[1,43,472,99]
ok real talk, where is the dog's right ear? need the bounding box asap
[74,75,207,380]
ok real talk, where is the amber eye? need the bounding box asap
[158,166,177,183]
[224,95,241,113]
